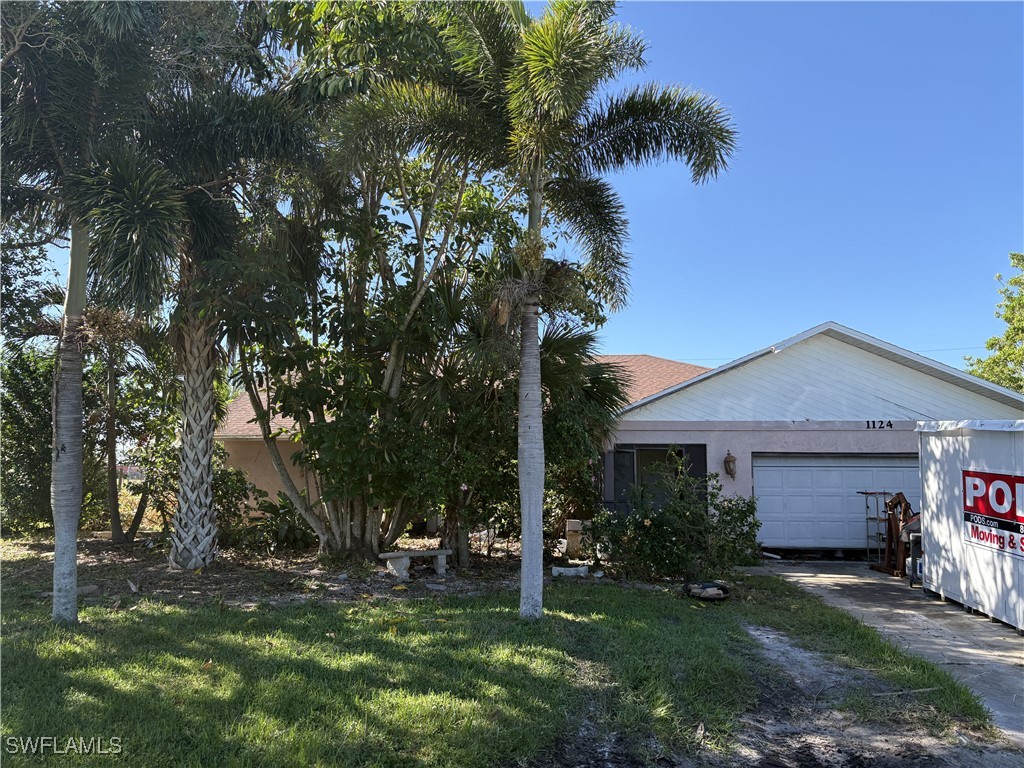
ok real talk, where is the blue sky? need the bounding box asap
[40,3,1021,373]
[590,1,1023,371]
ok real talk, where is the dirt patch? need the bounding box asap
[1,536,525,610]
[702,627,1023,768]
[519,626,1022,768]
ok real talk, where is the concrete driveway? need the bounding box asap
[763,561,1024,748]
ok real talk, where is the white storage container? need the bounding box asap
[918,420,1023,629]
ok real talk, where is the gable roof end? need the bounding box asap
[621,321,1024,414]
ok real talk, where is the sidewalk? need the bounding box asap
[763,561,1024,748]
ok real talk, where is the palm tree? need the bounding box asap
[2,1,181,623]
[102,2,313,570]
[146,95,311,570]
[430,0,737,617]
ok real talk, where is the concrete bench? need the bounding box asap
[378,549,452,580]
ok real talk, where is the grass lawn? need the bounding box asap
[1,564,992,767]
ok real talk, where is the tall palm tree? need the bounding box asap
[2,1,181,623]
[142,89,310,570]
[115,1,312,570]
[430,0,737,617]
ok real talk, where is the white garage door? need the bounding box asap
[753,454,921,549]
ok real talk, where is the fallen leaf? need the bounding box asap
[326,632,336,639]
[360,593,373,599]
[392,585,409,591]
[202,658,213,670]
[127,579,139,594]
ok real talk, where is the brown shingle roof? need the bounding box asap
[217,392,296,439]
[595,354,710,405]
[217,355,708,438]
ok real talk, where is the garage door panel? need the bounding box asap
[814,469,845,491]
[784,470,814,490]
[759,521,786,543]
[873,469,907,490]
[817,520,849,539]
[783,496,816,517]
[753,454,920,549]
[756,469,784,490]
[813,495,845,517]
[843,469,875,488]
[784,523,817,546]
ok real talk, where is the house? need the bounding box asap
[217,396,310,504]
[601,322,1023,552]
[217,321,1022,552]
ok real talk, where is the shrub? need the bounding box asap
[1,347,106,535]
[587,455,761,580]
[224,493,317,555]
[130,441,264,544]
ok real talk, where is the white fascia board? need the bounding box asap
[917,419,1024,433]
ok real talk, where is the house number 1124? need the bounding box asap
[865,420,893,429]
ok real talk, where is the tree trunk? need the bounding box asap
[238,353,331,546]
[441,507,461,568]
[519,159,546,619]
[51,220,89,624]
[124,489,148,542]
[458,528,470,570]
[107,348,126,544]
[169,315,218,570]
[518,295,545,618]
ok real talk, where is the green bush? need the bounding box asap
[1,347,107,535]
[131,441,264,544]
[587,455,761,580]
[223,492,317,554]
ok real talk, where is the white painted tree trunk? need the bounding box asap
[51,221,89,624]
[518,296,545,619]
[169,315,218,570]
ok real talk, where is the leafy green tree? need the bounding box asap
[0,346,106,535]
[1,347,59,534]
[0,221,58,336]
[427,0,736,617]
[232,2,521,557]
[540,325,628,538]
[967,253,1024,393]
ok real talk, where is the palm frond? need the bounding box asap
[426,0,524,103]
[145,88,313,184]
[544,172,629,309]
[65,146,185,313]
[334,79,499,170]
[575,83,736,183]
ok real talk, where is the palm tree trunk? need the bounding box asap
[518,294,545,618]
[107,347,126,544]
[169,315,218,570]
[519,160,546,620]
[51,220,89,624]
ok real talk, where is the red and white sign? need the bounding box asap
[961,469,1024,559]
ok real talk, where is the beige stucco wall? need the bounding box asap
[604,420,921,499]
[221,438,311,503]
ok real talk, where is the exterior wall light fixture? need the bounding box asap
[723,450,737,480]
